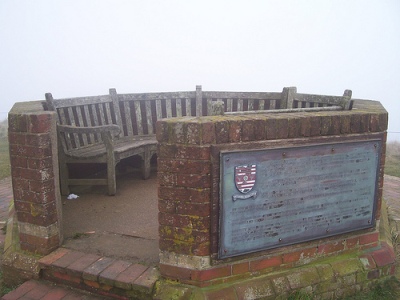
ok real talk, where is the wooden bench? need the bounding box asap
[45,86,352,195]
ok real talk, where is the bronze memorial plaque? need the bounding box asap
[219,140,381,259]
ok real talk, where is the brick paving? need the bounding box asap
[0,175,399,299]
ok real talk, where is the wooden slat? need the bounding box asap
[237,99,243,112]
[105,102,113,124]
[185,98,191,116]
[123,101,133,136]
[226,98,233,112]
[98,103,106,125]
[67,107,80,148]
[76,106,88,146]
[165,99,172,118]
[134,100,143,135]
[258,100,265,110]
[175,98,182,117]
[145,100,153,134]
[83,105,95,143]
[248,99,254,111]
[156,99,163,119]
[270,99,276,109]
[203,91,282,100]
[91,104,102,142]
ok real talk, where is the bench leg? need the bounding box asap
[142,151,152,180]
[59,161,70,196]
[107,162,117,196]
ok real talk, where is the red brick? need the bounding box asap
[372,242,396,267]
[359,254,376,270]
[317,241,345,255]
[25,133,52,146]
[19,233,60,255]
[331,114,341,134]
[8,132,27,145]
[52,250,86,269]
[282,247,317,264]
[350,114,361,133]
[83,257,115,281]
[176,145,211,160]
[310,115,321,136]
[299,115,311,137]
[265,118,277,139]
[345,237,359,249]
[159,264,191,280]
[288,116,301,138]
[39,248,71,266]
[158,172,176,187]
[320,115,331,135]
[8,114,28,133]
[379,113,388,131]
[242,119,256,141]
[203,286,237,300]
[368,269,380,279]
[193,242,210,256]
[201,121,216,144]
[191,266,231,281]
[2,280,37,299]
[229,119,242,142]
[99,260,132,286]
[158,212,191,227]
[16,210,58,227]
[359,114,370,132]
[158,186,210,203]
[158,199,178,213]
[157,144,178,158]
[68,253,101,275]
[115,264,148,289]
[52,271,81,284]
[176,173,210,188]
[340,114,351,133]
[176,202,211,217]
[158,159,210,175]
[275,116,289,139]
[250,256,282,272]
[359,232,379,245]
[232,262,249,275]
[27,157,53,169]
[28,114,53,133]
[186,122,201,145]
[215,120,230,143]
[10,155,28,168]
[24,281,51,298]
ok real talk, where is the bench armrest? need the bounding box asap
[57,124,121,136]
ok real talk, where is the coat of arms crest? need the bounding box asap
[234,164,257,194]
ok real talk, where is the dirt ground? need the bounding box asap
[62,169,159,266]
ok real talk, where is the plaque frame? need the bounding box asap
[218,140,381,259]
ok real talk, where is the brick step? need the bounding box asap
[1,279,109,299]
[37,247,159,300]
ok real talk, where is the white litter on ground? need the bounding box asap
[67,194,79,200]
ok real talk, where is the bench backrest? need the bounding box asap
[45,91,122,151]
[45,86,352,151]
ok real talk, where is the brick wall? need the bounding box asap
[157,99,389,286]
[8,101,62,255]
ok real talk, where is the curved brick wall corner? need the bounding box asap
[157,99,389,287]
[8,101,62,255]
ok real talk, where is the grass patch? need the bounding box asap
[0,140,10,181]
[342,277,400,300]
[385,141,400,177]
[0,119,9,181]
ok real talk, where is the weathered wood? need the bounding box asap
[196,85,202,117]
[46,85,352,196]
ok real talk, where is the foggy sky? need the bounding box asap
[1,0,399,140]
